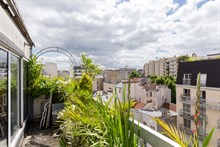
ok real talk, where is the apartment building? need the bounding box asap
[176,59,220,147]
[0,0,34,146]
[103,79,171,110]
[141,84,171,110]
[165,56,178,77]
[144,56,178,77]
[92,75,104,91]
[43,62,58,77]
[73,65,84,79]
[103,67,135,84]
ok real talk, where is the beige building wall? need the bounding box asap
[176,85,220,147]
[104,70,120,83]
[166,57,178,77]
[159,59,165,76]
[43,62,58,77]
[103,82,115,93]
[143,56,178,78]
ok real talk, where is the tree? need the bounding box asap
[149,75,176,103]
[81,53,102,80]
[129,70,141,78]
[177,55,190,63]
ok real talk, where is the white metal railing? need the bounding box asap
[132,119,181,147]
[183,79,191,85]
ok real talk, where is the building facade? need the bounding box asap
[104,67,135,84]
[73,65,84,79]
[144,56,178,77]
[0,0,34,146]
[103,80,171,110]
[176,59,220,147]
[43,62,58,77]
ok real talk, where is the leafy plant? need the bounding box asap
[56,73,138,146]
[81,53,102,80]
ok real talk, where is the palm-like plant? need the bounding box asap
[56,75,139,146]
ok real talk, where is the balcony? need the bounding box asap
[179,109,193,120]
[179,109,207,124]
[201,102,220,111]
[180,95,195,105]
[183,79,191,85]
[200,82,206,87]
[199,130,207,140]
[179,125,207,141]
[133,120,181,147]
[179,124,193,135]
[218,119,220,129]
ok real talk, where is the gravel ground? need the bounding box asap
[21,121,60,147]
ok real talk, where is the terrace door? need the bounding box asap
[0,49,8,146]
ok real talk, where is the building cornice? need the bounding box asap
[0,0,34,47]
[176,84,220,91]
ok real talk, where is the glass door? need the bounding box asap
[0,49,8,146]
[10,55,20,138]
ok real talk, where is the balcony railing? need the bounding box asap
[179,125,208,140]
[179,109,193,120]
[180,96,220,111]
[179,124,193,135]
[202,102,220,111]
[179,110,207,124]
[180,95,195,105]
[183,79,191,85]
[199,130,207,140]
[132,119,181,147]
[218,119,220,129]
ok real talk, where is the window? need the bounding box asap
[183,89,190,97]
[183,103,191,112]
[201,91,206,102]
[200,74,207,86]
[10,55,20,137]
[184,73,192,80]
[200,91,206,117]
[184,118,191,129]
[183,74,192,85]
[0,49,8,145]
[150,92,152,97]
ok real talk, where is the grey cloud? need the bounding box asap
[17,0,219,69]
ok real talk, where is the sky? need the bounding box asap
[16,0,220,70]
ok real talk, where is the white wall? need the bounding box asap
[0,7,30,57]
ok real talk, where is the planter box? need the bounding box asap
[52,103,64,126]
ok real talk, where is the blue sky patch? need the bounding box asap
[173,0,186,7]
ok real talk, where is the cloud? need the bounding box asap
[16,0,219,69]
